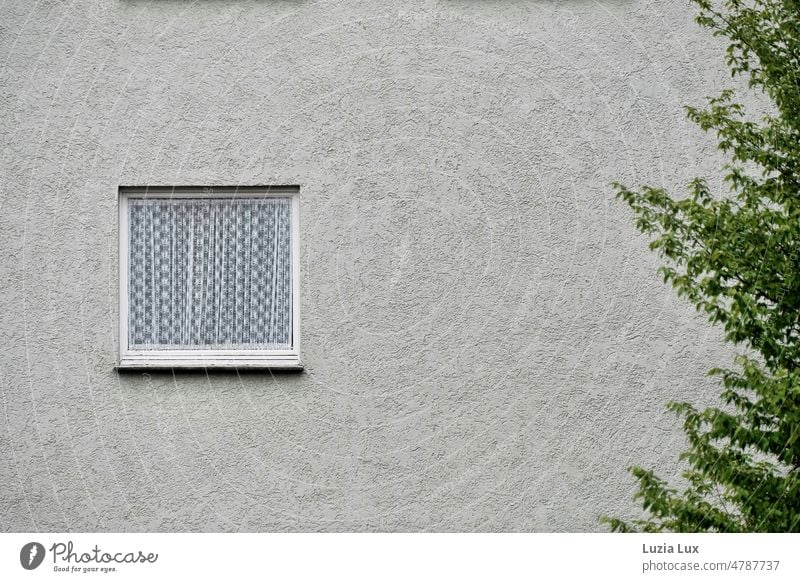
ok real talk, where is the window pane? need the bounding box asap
[128,197,292,350]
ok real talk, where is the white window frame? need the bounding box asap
[117,186,301,369]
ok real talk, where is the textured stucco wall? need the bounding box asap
[1,0,738,531]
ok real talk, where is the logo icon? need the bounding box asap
[20,542,45,570]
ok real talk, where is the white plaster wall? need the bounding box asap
[1,0,737,531]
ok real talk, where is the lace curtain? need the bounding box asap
[128,197,293,350]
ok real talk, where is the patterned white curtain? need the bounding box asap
[128,197,292,350]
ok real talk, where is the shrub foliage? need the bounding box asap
[604,0,800,532]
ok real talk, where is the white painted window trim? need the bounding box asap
[117,186,302,370]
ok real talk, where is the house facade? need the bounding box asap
[1,0,733,531]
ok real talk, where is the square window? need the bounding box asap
[118,186,301,368]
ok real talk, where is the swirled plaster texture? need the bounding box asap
[1,0,740,531]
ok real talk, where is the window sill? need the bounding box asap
[116,357,304,371]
